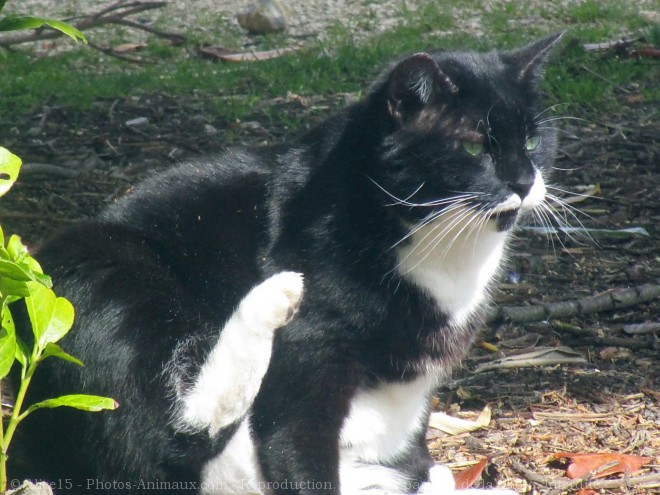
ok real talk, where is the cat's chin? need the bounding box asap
[493,209,519,231]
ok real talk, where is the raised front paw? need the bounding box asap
[239,271,304,333]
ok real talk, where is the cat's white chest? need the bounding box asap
[396,215,509,328]
[338,374,439,492]
[340,374,435,460]
[201,375,439,494]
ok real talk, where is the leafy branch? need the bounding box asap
[0,147,118,494]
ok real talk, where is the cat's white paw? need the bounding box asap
[418,464,519,495]
[419,465,455,494]
[239,271,304,333]
[458,490,519,495]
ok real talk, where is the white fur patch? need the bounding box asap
[396,170,545,328]
[201,374,444,495]
[396,211,509,328]
[179,272,303,435]
[339,374,439,493]
[522,170,546,211]
[201,419,262,494]
[419,464,456,493]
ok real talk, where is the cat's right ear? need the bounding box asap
[385,53,458,125]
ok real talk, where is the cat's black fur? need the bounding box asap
[11,34,563,494]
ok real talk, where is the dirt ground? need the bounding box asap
[1,55,659,494]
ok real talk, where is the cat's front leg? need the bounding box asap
[180,271,304,435]
[252,341,358,495]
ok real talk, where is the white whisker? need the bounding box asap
[397,205,480,276]
[394,203,473,265]
[535,115,588,126]
[367,177,479,208]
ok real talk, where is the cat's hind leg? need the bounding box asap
[179,271,304,435]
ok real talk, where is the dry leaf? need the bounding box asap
[598,347,633,361]
[561,183,601,204]
[197,45,298,62]
[477,340,499,352]
[454,457,489,490]
[428,405,491,435]
[474,346,586,373]
[113,42,147,53]
[552,452,652,479]
[218,47,298,62]
[197,45,236,60]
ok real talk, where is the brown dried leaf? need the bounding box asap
[454,457,489,490]
[196,45,298,62]
[113,42,147,53]
[552,452,652,479]
[598,347,633,361]
[217,47,298,62]
[196,45,235,60]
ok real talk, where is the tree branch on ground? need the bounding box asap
[0,1,184,48]
[487,281,660,324]
[511,461,660,493]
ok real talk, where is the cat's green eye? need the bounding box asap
[462,141,484,156]
[525,135,541,151]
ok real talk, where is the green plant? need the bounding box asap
[0,149,118,493]
[0,0,86,43]
[0,3,116,493]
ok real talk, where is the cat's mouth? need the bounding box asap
[487,195,523,231]
[493,208,519,231]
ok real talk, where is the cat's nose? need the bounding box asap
[508,177,534,199]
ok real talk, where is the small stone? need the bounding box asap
[236,0,290,35]
[125,117,150,127]
[8,481,54,495]
[204,124,218,135]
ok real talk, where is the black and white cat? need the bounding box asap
[12,33,564,494]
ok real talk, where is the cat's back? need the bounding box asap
[37,149,274,321]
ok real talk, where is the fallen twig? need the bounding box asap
[623,321,660,335]
[0,1,176,48]
[544,460,619,495]
[474,347,586,373]
[87,40,146,64]
[511,461,660,493]
[629,47,660,59]
[114,18,186,44]
[19,163,81,179]
[583,37,638,52]
[532,411,626,422]
[487,281,660,324]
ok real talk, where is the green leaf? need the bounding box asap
[0,146,21,198]
[15,333,29,368]
[0,277,30,298]
[40,342,84,366]
[25,394,118,416]
[25,282,75,350]
[0,258,33,281]
[0,310,17,379]
[0,15,87,43]
[7,234,28,262]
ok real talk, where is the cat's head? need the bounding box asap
[365,33,563,234]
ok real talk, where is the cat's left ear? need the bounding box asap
[504,32,565,83]
[385,53,458,124]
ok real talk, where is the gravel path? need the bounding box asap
[10,0,417,47]
[8,1,658,52]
